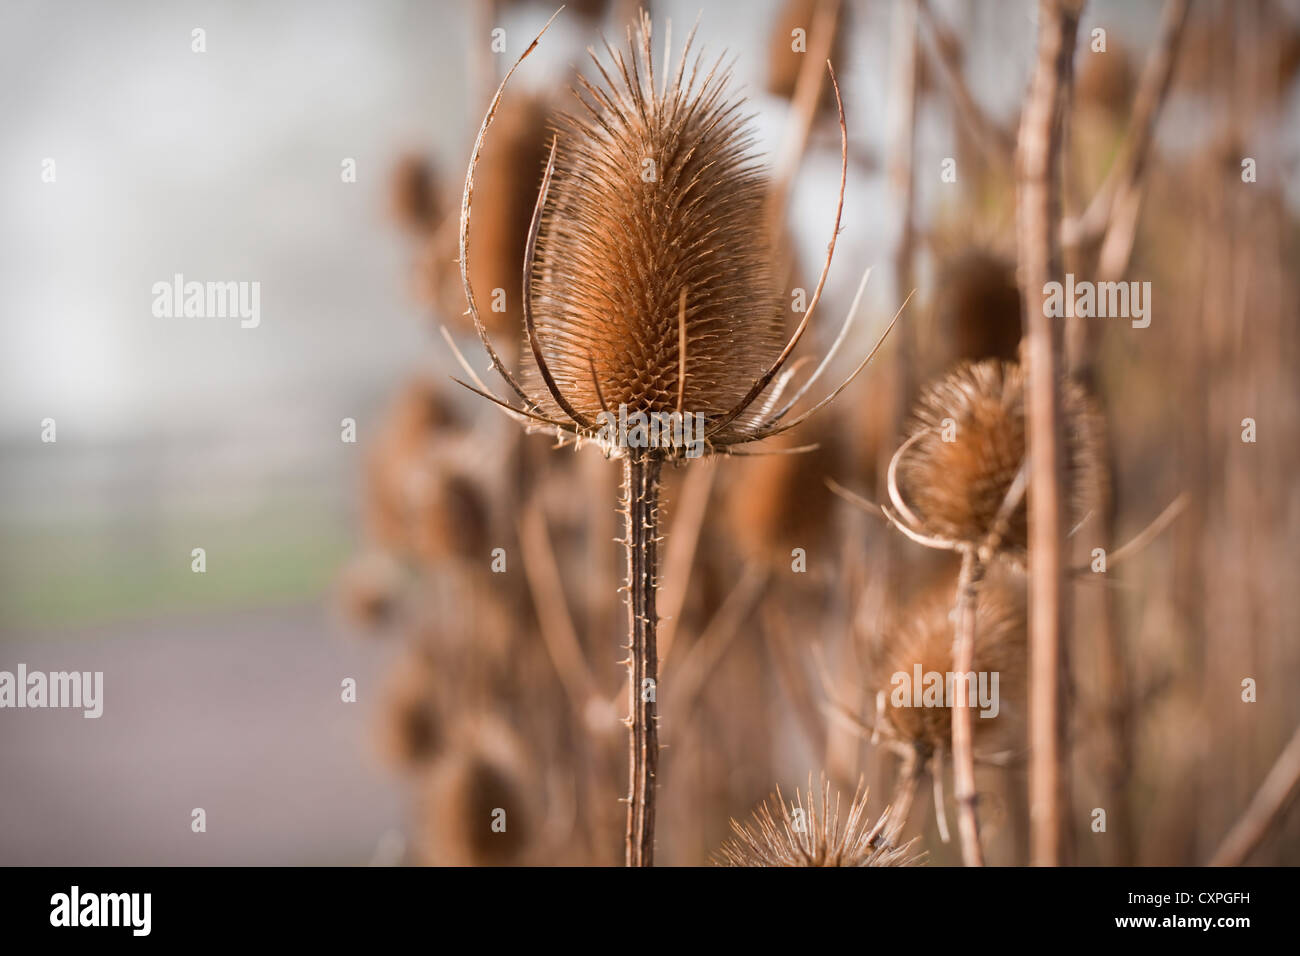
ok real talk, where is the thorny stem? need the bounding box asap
[951,549,986,866]
[623,453,662,866]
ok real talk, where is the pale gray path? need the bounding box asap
[0,602,404,865]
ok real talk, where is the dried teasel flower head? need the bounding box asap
[336,548,407,632]
[526,17,783,426]
[873,566,1027,761]
[415,718,532,866]
[364,378,462,550]
[376,647,443,769]
[725,416,843,565]
[450,11,901,459]
[388,153,442,235]
[931,250,1023,365]
[713,775,923,867]
[408,459,491,567]
[888,359,1104,562]
[766,0,847,113]
[421,94,552,333]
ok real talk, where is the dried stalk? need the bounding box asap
[1062,0,1190,261]
[518,501,601,714]
[1016,0,1082,868]
[770,0,843,233]
[950,549,986,866]
[916,0,1016,167]
[622,453,662,866]
[1209,723,1300,867]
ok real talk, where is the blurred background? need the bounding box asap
[1,0,1297,865]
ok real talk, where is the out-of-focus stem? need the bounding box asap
[1016,0,1082,868]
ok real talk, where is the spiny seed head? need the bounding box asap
[714,775,923,867]
[931,250,1023,364]
[875,567,1027,758]
[389,152,442,235]
[377,649,443,769]
[365,379,461,550]
[416,719,531,866]
[336,549,405,632]
[898,359,1104,557]
[527,15,784,425]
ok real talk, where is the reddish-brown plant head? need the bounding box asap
[527,16,784,427]
[893,359,1104,560]
[873,567,1028,760]
[450,10,892,459]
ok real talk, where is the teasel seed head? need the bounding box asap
[527,15,784,427]
[408,461,491,567]
[336,548,406,632]
[364,379,461,551]
[388,153,442,235]
[416,719,532,866]
[713,775,923,867]
[874,566,1028,759]
[931,250,1023,365]
[377,648,443,769]
[895,359,1104,560]
[726,417,842,565]
[453,11,884,458]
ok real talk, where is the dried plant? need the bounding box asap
[929,250,1023,367]
[893,359,1104,562]
[873,568,1027,762]
[417,94,554,334]
[714,776,922,867]
[866,356,1100,865]
[415,734,533,866]
[448,10,898,866]
[388,153,443,235]
[377,646,444,770]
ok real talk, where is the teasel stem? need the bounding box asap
[622,451,662,866]
[1017,0,1082,867]
[950,549,986,866]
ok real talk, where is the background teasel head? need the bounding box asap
[420,93,554,335]
[376,646,444,770]
[891,359,1105,561]
[725,417,843,566]
[414,717,533,866]
[713,776,923,867]
[872,567,1028,761]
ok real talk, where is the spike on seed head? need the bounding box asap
[525,14,785,425]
